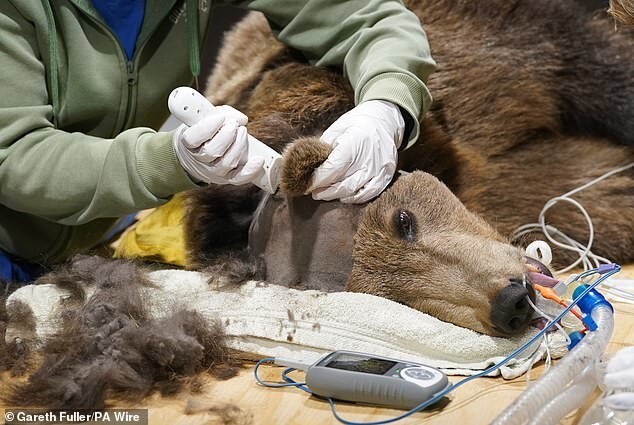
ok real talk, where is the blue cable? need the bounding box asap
[282,367,313,394]
[253,358,309,388]
[254,265,621,425]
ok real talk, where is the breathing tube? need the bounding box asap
[491,268,616,425]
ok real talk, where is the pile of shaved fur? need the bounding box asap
[0,256,237,409]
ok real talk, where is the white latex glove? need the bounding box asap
[307,99,405,204]
[173,105,264,185]
[603,345,634,410]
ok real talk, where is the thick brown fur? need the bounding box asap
[1,256,237,409]
[347,171,531,335]
[186,0,633,335]
[280,137,332,196]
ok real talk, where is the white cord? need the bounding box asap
[543,335,552,373]
[599,283,634,303]
[511,162,633,274]
[522,272,568,388]
[525,338,543,386]
[525,334,553,387]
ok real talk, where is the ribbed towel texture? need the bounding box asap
[5,269,567,379]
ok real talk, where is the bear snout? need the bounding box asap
[490,278,536,336]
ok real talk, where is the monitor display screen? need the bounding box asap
[325,353,397,375]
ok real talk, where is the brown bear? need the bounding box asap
[184,0,633,336]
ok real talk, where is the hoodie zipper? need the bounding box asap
[57,1,199,134]
[122,56,140,132]
[68,11,145,135]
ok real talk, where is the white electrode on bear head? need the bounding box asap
[525,240,553,267]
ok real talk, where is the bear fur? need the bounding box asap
[185,0,633,336]
[0,257,238,409]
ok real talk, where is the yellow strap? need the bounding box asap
[113,193,188,267]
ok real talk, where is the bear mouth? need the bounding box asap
[524,256,553,277]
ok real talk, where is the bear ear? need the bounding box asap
[280,137,332,196]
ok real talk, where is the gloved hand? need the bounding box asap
[307,100,405,204]
[173,105,264,185]
[602,345,634,410]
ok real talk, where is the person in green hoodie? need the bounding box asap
[0,0,436,282]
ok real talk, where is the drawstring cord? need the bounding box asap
[186,0,201,90]
[40,0,60,126]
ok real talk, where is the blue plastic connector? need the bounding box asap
[573,285,614,315]
[567,331,585,350]
[581,313,598,331]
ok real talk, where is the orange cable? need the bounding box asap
[533,283,588,331]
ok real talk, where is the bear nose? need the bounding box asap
[491,279,534,335]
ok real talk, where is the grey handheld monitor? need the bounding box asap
[305,350,450,409]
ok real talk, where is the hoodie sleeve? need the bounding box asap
[227,0,436,148]
[0,2,198,226]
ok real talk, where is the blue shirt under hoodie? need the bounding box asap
[92,0,146,59]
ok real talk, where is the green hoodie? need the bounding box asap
[0,0,435,264]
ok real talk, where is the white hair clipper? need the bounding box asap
[168,86,282,194]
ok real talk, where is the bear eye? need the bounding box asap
[394,209,417,242]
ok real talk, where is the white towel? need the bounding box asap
[5,269,567,379]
